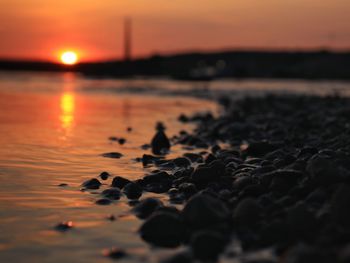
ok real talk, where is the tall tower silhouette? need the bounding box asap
[124,17,132,61]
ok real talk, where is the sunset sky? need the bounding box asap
[1,0,349,62]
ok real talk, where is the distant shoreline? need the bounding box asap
[1,50,350,81]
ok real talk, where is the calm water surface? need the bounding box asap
[0,71,349,263]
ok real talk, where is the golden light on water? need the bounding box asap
[60,92,75,130]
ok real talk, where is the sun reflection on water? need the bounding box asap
[60,92,75,131]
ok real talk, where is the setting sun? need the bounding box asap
[60,51,78,65]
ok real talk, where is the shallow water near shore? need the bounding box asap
[0,71,349,263]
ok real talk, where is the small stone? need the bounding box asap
[58,183,68,187]
[173,157,191,167]
[161,250,193,263]
[306,154,340,185]
[191,160,225,184]
[132,198,163,219]
[331,184,350,228]
[106,214,116,221]
[190,230,227,261]
[82,178,101,189]
[182,193,230,228]
[178,114,189,123]
[151,123,171,155]
[55,221,73,232]
[139,212,186,247]
[123,182,143,199]
[103,247,128,260]
[96,198,112,205]
[102,152,123,159]
[111,176,131,189]
[143,182,171,194]
[141,144,151,150]
[99,171,110,180]
[183,153,203,163]
[118,138,126,145]
[101,188,121,200]
[143,171,173,184]
[178,183,198,198]
[142,154,163,166]
[232,198,262,226]
[232,176,254,191]
[244,141,279,157]
[286,202,318,240]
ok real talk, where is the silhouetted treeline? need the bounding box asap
[1,50,350,80]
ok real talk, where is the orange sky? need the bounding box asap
[1,0,349,62]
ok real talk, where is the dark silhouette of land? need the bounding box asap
[1,50,350,80]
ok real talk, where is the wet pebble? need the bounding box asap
[55,221,74,232]
[95,198,112,205]
[139,212,186,247]
[132,198,163,219]
[82,178,101,190]
[190,230,227,261]
[182,193,230,229]
[111,176,131,189]
[101,152,123,159]
[123,182,143,199]
[103,247,128,260]
[101,188,121,200]
[99,171,110,180]
[151,122,171,155]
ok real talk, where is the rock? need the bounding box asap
[55,221,73,232]
[82,178,101,189]
[123,182,142,199]
[151,122,171,155]
[101,188,121,200]
[111,176,131,189]
[269,170,303,193]
[106,214,116,221]
[232,198,263,225]
[178,114,189,123]
[141,144,151,150]
[306,154,340,185]
[178,183,198,198]
[144,182,171,193]
[190,230,227,261]
[118,138,126,145]
[331,184,350,228]
[286,202,318,240]
[103,247,128,260]
[284,244,334,263]
[244,141,280,157]
[99,171,110,180]
[232,176,254,191]
[161,250,193,263]
[260,219,288,246]
[191,160,225,184]
[339,244,350,263]
[142,154,163,167]
[58,183,68,187]
[101,152,123,159]
[132,198,163,219]
[95,198,112,205]
[173,157,191,167]
[183,153,203,163]
[182,193,230,228]
[143,171,173,184]
[139,212,186,247]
